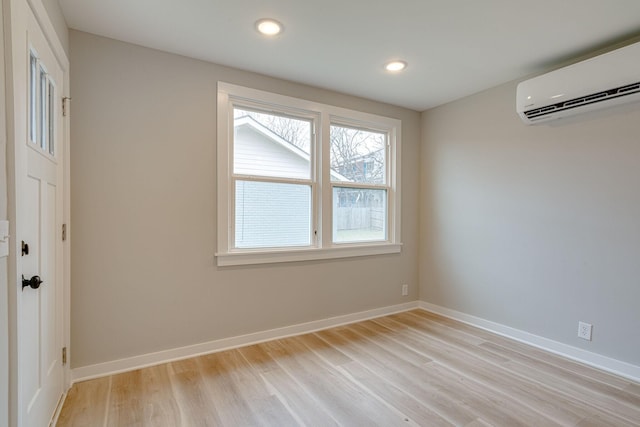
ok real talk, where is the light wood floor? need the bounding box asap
[57,310,640,426]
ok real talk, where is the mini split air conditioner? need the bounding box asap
[517,41,640,125]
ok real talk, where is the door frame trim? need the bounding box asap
[4,0,70,425]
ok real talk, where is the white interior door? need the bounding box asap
[18,7,65,426]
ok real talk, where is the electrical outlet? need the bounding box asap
[578,321,592,341]
[402,284,409,296]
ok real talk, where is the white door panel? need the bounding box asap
[21,176,40,408]
[18,5,65,426]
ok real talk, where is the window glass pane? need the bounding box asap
[333,187,386,243]
[330,125,386,184]
[48,80,55,155]
[40,66,47,150]
[235,180,311,248]
[233,108,312,180]
[29,52,37,143]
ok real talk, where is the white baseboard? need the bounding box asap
[71,301,419,383]
[419,301,640,383]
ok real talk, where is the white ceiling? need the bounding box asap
[58,0,640,111]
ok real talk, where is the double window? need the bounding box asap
[217,83,401,265]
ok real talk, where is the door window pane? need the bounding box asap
[48,80,55,155]
[233,109,312,180]
[29,52,37,143]
[39,66,47,151]
[235,180,311,248]
[330,125,386,184]
[333,187,386,243]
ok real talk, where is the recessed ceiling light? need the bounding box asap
[256,19,283,36]
[385,60,407,72]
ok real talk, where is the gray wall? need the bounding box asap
[420,81,640,366]
[41,0,68,55]
[69,30,421,369]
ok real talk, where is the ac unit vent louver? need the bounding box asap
[524,82,640,120]
[517,41,640,125]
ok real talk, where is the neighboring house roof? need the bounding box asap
[234,116,349,181]
[235,115,310,159]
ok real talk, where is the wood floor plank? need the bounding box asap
[626,382,640,397]
[316,327,480,425]
[292,332,353,367]
[167,357,224,426]
[239,342,340,426]
[353,321,433,366]
[377,316,611,422]
[381,313,510,365]
[422,361,564,426]
[481,343,640,424]
[484,340,640,409]
[348,324,563,426]
[57,309,640,427]
[261,337,409,426]
[214,349,299,426]
[574,412,640,427]
[133,364,180,426]
[361,317,597,426]
[258,368,340,426]
[56,376,110,427]
[464,419,494,427]
[106,370,144,427]
[195,351,264,426]
[300,330,453,425]
[398,311,487,346]
[414,317,637,425]
[413,309,637,392]
[237,343,281,374]
[337,359,453,426]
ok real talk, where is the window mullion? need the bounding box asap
[320,112,332,248]
[389,127,400,243]
[331,182,389,191]
[310,117,320,247]
[232,174,312,186]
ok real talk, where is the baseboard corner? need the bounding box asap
[417,300,640,383]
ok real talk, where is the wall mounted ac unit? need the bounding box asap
[517,41,640,125]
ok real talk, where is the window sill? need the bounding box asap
[215,243,402,266]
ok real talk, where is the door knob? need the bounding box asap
[22,275,43,290]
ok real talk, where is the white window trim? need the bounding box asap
[216,82,402,266]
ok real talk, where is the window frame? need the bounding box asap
[217,82,402,266]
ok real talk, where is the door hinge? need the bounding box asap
[62,97,72,117]
[21,240,30,256]
[62,347,67,365]
[62,224,67,241]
